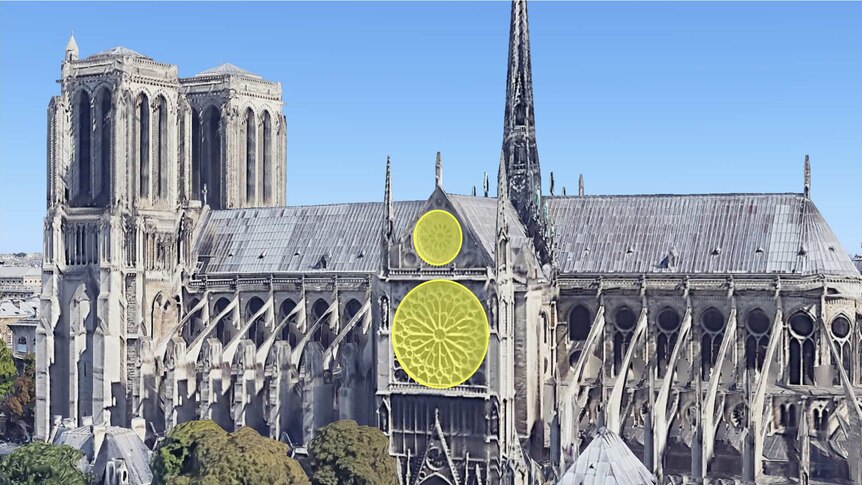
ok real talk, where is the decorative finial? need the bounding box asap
[578,174,584,197]
[498,151,508,199]
[803,154,810,199]
[562,186,567,197]
[549,172,555,196]
[472,185,477,197]
[483,171,489,197]
[65,33,79,62]
[435,151,443,189]
[201,183,208,207]
[384,156,393,237]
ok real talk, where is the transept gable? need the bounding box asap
[412,408,461,485]
[395,187,495,270]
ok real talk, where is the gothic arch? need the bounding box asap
[135,93,151,199]
[74,90,92,204]
[278,298,298,342]
[745,308,771,371]
[831,314,852,384]
[213,297,233,346]
[310,299,334,348]
[656,307,681,377]
[245,296,266,346]
[342,298,364,344]
[568,305,591,341]
[612,306,637,376]
[261,111,273,204]
[184,297,203,345]
[700,307,725,379]
[788,312,816,385]
[200,105,222,207]
[153,95,169,201]
[244,108,257,204]
[94,87,112,205]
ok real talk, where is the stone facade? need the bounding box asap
[37,2,862,484]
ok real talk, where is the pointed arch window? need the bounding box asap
[612,306,637,376]
[788,313,816,385]
[745,309,771,371]
[191,109,201,200]
[310,299,333,348]
[656,308,681,377]
[568,305,591,341]
[200,106,222,208]
[245,109,257,204]
[154,96,169,200]
[213,297,233,345]
[136,93,150,199]
[279,298,297,342]
[262,111,273,204]
[831,316,851,385]
[76,91,92,203]
[245,297,266,347]
[95,88,112,205]
[700,308,725,380]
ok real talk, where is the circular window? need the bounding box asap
[615,307,637,331]
[831,316,850,339]
[658,309,681,332]
[702,308,724,333]
[746,310,770,334]
[789,313,815,338]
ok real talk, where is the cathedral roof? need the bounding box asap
[557,427,655,485]
[197,201,425,274]
[195,63,262,79]
[548,193,859,277]
[86,46,150,60]
[195,192,858,278]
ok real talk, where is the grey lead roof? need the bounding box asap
[197,201,424,274]
[547,193,859,277]
[195,63,262,79]
[86,46,150,60]
[195,192,860,278]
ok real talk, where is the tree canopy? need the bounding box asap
[0,354,35,440]
[0,344,18,397]
[0,442,87,485]
[307,420,397,485]
[151,420,309,485]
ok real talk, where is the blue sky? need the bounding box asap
[1,1,860,254]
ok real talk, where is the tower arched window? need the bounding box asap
[612,306,637,376]
[656,308,681,377]
[154,96,169,200]
[76,91,92,203]
[700,307,725,380]
[745,309,771,371]
[191,109,201,200]
[343,299,363,344]
[310,299,333,348]
[95,88,112,205]
[245,109,256,204]
[568,305,591,341]
[262,111,273,204]
[788,313,816,385]
[183,298,203,345]
[135,93,150,199]
[201,106,222,208]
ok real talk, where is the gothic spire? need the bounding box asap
[502,0,551,264]
[66,33,79,62]
[803,154,811,199]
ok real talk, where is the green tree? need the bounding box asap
[0,344,17,396]
[0,354,36,439]
[0,442,87,485]
[151,420,309,485]
[308,420,397,485]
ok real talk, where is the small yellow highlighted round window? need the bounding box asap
[392,279,489,389]
[413,210,462,266]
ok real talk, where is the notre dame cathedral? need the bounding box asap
[36,1,862,484]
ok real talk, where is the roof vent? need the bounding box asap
[227,252,234,258]
[755,247,764,254]
[626,246,634,255]
[293,251,301,257]
[711,247,721,256]
[357,250,365,259]
[828,245,835,252]
[314,252,331,270]
[258,251,266,260]
[798,246,807,256]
